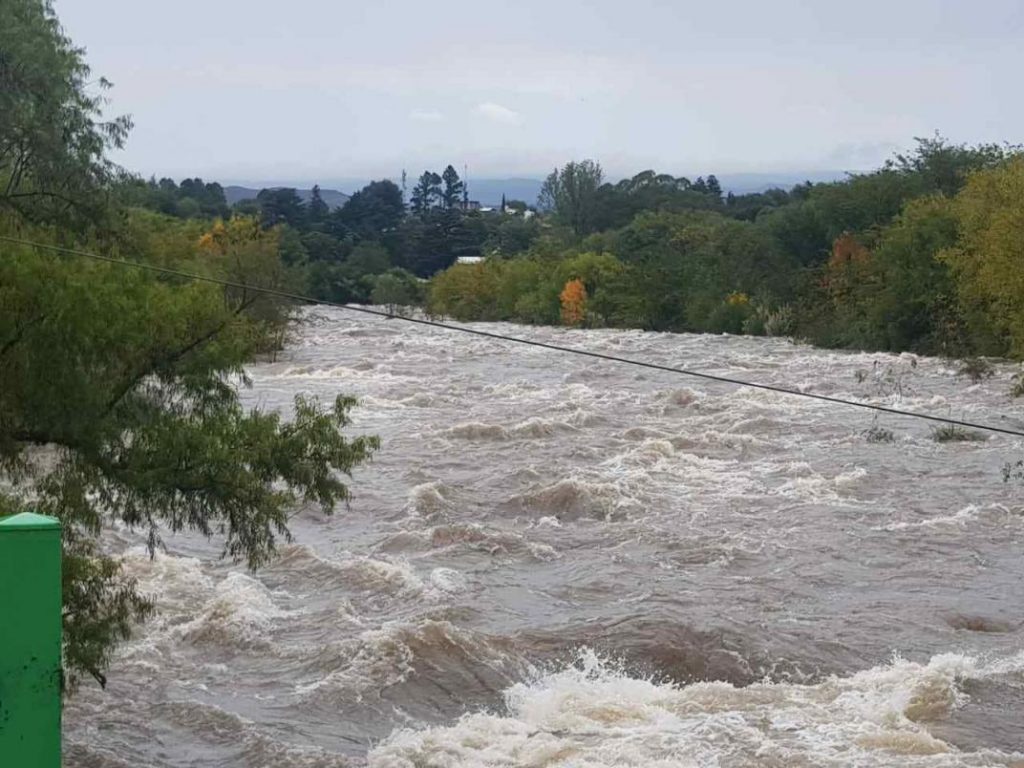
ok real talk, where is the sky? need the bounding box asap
[58,0,1024,185]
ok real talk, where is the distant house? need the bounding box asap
[459,200,482,212]
[456,256,484,265]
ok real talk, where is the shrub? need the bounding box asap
[761,304,795,337]
[865,425,896,443]
[931,425,986,443]
[1011,370,1024,398]
[957,357,995,383]
[370,269,423,316]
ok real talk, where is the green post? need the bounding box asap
[0,512,62,767]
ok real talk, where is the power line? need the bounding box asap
[4,233,1024,439]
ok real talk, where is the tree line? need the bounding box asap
[429,139,1024,361]
[121,165,540,309]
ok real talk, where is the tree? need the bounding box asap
[854,196,961,353]
[371,269,424,315]
[559,279,588,326]
[538,160,604,236]
[705,174,722,199]
[404,206,479,277]
[337,179,405,239]
[0,226,378,689]
[886,133,1015,198]
[409,171,442,216]
[256,187,306,228]
[301,230,348,262]
[178,177,229,218]
[346,240,391,276]
[941,157,1024,355]
[0,0,132,229]
[308,184,330,225]
[440,165,465,209]
[0,0,378,691]
[484,215,539,256]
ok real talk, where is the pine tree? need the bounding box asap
[440,165,465,210]
[706,174,723,199]
[409,171,441,216]
[309,184,330,224]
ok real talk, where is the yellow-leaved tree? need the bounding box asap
[941,157,1024,355]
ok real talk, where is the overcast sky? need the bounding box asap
[59,0,1024,184]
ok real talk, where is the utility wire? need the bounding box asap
[4,233,1024,439]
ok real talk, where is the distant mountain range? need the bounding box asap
[223,186,350,209]
[221,171,853,211]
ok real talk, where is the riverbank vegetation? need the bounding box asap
[428,145,1024,361]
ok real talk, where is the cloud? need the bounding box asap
[476,102,524,125]
[410,109,444,122]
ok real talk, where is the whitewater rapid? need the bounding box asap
[64,308,1024,767]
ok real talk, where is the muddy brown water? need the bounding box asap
[65,308,1024,767]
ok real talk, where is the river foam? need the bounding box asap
[369,650,1024,767]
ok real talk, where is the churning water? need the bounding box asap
[65,308,1024,767]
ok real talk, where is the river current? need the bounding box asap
[65,307,1024,767]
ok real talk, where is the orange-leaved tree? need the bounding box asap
[560,278,588,326]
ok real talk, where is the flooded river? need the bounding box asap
[65,307,1024,767]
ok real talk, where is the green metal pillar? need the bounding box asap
[0,512,62,767]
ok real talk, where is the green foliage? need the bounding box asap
[336,179,405,239]
[410,171,442,216]
[440,165,465,210]
[301,229,350,262]
[371,269,424,315]
[806,196,962,353]
[405,208,477,277]
[0,1,379,692]
[538,160,605,236]
[484,215,540,257]
[255,187,306,228]
[426,139,1024,367]
[117,177,229,219]
[940,157,1024,356]
[308,184,329,224]
[347,241,391,275]
[1,227,378,688]
[885,133,1016,197]
[0,0,131,229]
